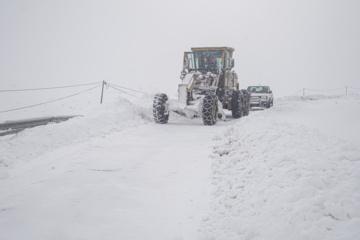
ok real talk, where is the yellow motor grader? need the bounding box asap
[153,47,250,125]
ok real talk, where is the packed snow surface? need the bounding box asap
[0,94,359,240]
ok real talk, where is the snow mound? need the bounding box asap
[203,110,360,240]
[0,96,154,178]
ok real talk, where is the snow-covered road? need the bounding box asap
[0,107,228,239]
[1,94,360,240]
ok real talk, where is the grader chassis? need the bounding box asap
[153,47,250,125]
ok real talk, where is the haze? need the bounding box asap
[0,0,359,119]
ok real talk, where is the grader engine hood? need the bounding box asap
[180,72,218,90]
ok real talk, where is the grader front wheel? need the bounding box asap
[153,93,169,124]
[202,93,218,125]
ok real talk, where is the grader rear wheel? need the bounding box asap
[231,90,243,119]
[242,90,250,116]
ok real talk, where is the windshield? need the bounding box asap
[194,50,224,70]
[247,86,269,93]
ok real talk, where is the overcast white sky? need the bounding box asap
[0,0,359,116]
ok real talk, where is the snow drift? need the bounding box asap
[0,96,154,179]
[202,96,360,240]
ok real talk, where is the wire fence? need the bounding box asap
[291,86,360,96]
[0,84,103,113]
[106,82,148,94]
[0,82,102,92]
[0,81,359,115]
[0,81,150,114]
[107,84,140,98]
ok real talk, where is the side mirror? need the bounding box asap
[269,91,272,93]
[183,58,189,71]
[231,58,235,68]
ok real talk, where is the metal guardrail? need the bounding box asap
[0,115,81,137]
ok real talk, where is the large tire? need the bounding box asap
[242,90,250,116]
[231,90,243,119]
[153,93,169,124]
[202,93,218,125]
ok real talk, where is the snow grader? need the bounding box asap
[153,47,250,125]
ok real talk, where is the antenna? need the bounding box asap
[258,70,261,86]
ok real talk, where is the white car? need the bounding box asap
[247,86,273,109]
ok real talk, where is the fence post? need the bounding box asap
[100,80,105,104]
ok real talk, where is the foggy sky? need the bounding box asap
[1,0,359,104]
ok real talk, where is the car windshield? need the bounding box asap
[247,86,269,93]
[194,50,224,70]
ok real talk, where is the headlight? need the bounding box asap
[261,96,268,99]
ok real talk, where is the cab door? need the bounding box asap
[224,50,233,89]
[183,52,195,71]
[228,71,234,89]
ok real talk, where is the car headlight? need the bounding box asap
[261,96,268,99]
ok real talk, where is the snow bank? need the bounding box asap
[0,95,154,179]
[202,109,360,240]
